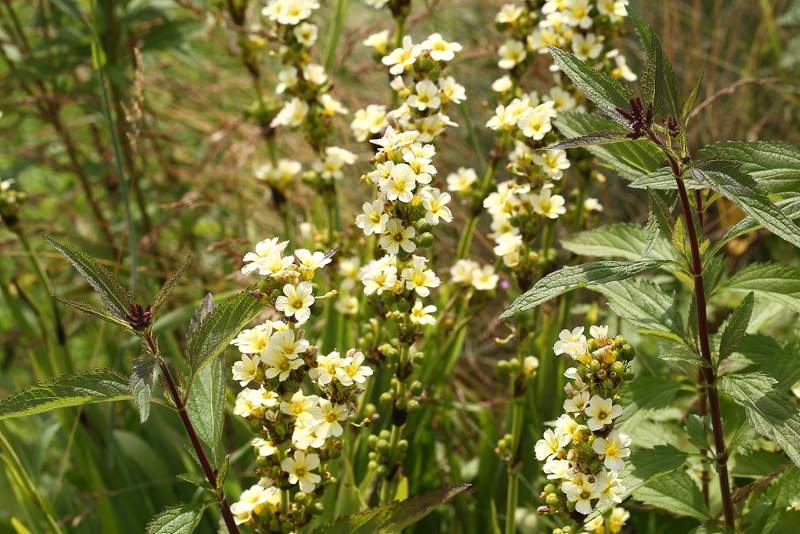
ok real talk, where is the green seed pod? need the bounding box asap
[376,465,388,477]
[596,368,607,380]
[407,399,420,412]
[379,392,394,405]
[544,483,556,494]
[380,429,391,440]
[589,359,600,372]
[602,378,614,390]
[497,360,510,372]
[545,493,560,506]
[611,361,625,375]
[368,460,379,471]
[409,380,423,395]
[418,232,435,248]
[397,439,408,452]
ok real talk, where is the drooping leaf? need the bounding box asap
[718,263,800,313]
[55,296,133,330]
[130,357,158,423]
[707,196,800,258]
[554,112,664,180]
[623,376,682,414]
[0,368,131,421]
[546,46,632,127]
[689,160,800,249]
[725,335,800,391]
[187,291,266,372]
[561,223,677,262]
[311,484,471,534]
[591,279,686,343]
[186,356,225,465]
[633,470,710,520]
[145,502,206,534]
[720,372,800,468]
[718,292,755,361]
[544,130,628,150]
[699,141,800,194]
[151,255,191,319]
[44,233,131,320]
[501,260,667,318]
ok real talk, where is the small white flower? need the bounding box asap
[271,97,309,128]
[491,75,513,93]
[351,104,387,142]
[535,428,570,461]
[232,354,260,386]
[293,22,318,46]
[363,29,390,55]
[409,300,437,325]
[422,188,453,225]
[421,33,462,62]
[381,163,416,203]
[231,322,274,354]
[275,282,315,324]
[355,200,390,236]
[281,450,321,493]
[571,33,603,61]
[407,79,441,111]
[530,186,567,219]
[554,327,587,358]
[471,264,498,291]
[592,430,631,471]
[382,36,421,76]
[438,77,466,104]
[379,218,416,255]
[402,255,440,297]
[335,349,373,385]
[498,39,527,69]
[496,4,524,24]
[451,259,479,284]
[585,396,623,431]
[446,167,478,193]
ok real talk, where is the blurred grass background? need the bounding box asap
[0,0,799,532]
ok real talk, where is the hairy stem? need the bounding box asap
[144,334,240,534]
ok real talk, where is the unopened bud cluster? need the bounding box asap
[535,325,634,522]
[230,237,373,531]
[0,179,26,227]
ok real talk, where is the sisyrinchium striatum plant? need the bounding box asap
[2,2,800,534]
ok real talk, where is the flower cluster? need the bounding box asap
[230,237,372,531]
[535,325,635,521]
[260,0,355,194]
[352,33,465,143]
[450,259,500,292]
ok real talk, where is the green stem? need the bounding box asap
[456,162,496,260]
[92,33,137,292]
[323,0,350,72]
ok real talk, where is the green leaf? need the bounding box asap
[0,368,131,421]
[130,357,158,423]
[623,376,682,413]
[43,233,131,321]
[151,255,191,319]
[561,223,677,261]
[187,291,266,372]
[630,167,703,190]
[689,160,800,249]
[544,130,628,150]
[312,484,471,534]
[685,414,710,451]
[633,470,710,520]
[720,372,800,468]
[629,8,680,119]
[546,46,632,127]
[554,112,664,180]
[661,344,703,366]
[719,263,800,313]
[55,296,133,330]
[708,196,800,258]
[718,292,755,361]
[725,335,800,391]
[589,444,687,519]
[145,502,205,534]
[500,260,666,318]
[186,356,225,465]
[591,279,686,343]
[680,73,704,127]
[699,141,800,194]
